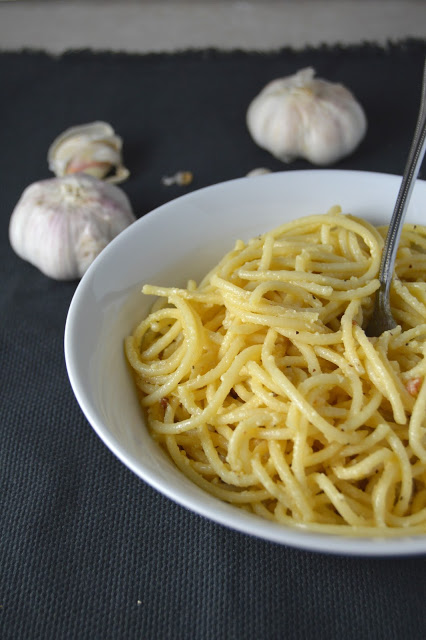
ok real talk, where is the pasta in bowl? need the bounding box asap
[125,207,426,535]
[65,170,426,555]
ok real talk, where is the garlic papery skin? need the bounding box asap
[9,174,135,280]
[47,121,130,184]
[246,67,367,166]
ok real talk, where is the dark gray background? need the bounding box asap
[1,42,426,639]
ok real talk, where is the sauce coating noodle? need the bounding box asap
[125,208,426,535]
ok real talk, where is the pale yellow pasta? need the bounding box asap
[125,208,426,536]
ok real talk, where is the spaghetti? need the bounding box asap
[125,208,426,535]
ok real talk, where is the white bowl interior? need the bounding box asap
[65,170,426,555]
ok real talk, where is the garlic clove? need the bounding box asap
[9,174,135,280]
[47,121,130,184]
[246,67,367,166]
[246,167,272,177]
[161,171,194,187]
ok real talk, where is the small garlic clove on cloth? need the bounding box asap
[246,67,367,166]
[9,174,135,280]
[246,167,272,177]
[47,121,130,184]
[161,171,194,186]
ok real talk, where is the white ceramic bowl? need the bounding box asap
[65,170,426,556]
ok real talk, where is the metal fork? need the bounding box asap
[366,59,426,337]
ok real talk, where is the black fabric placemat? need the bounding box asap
[1,41,426,640]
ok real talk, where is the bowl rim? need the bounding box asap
[65,169,426,556]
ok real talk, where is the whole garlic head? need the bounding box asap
[246,67,367,165]
[47,121,129,184]
[9,174,135,280]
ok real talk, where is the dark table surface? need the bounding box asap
[1,41,426,640]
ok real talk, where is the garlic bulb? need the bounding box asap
[9,174,135,280]
[47,121,129,184]
[246,67,367,165]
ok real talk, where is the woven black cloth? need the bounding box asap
[1,41,426,640]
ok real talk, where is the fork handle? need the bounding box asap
[379,59,426,298]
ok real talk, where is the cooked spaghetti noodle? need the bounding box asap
[125,207,426,535]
